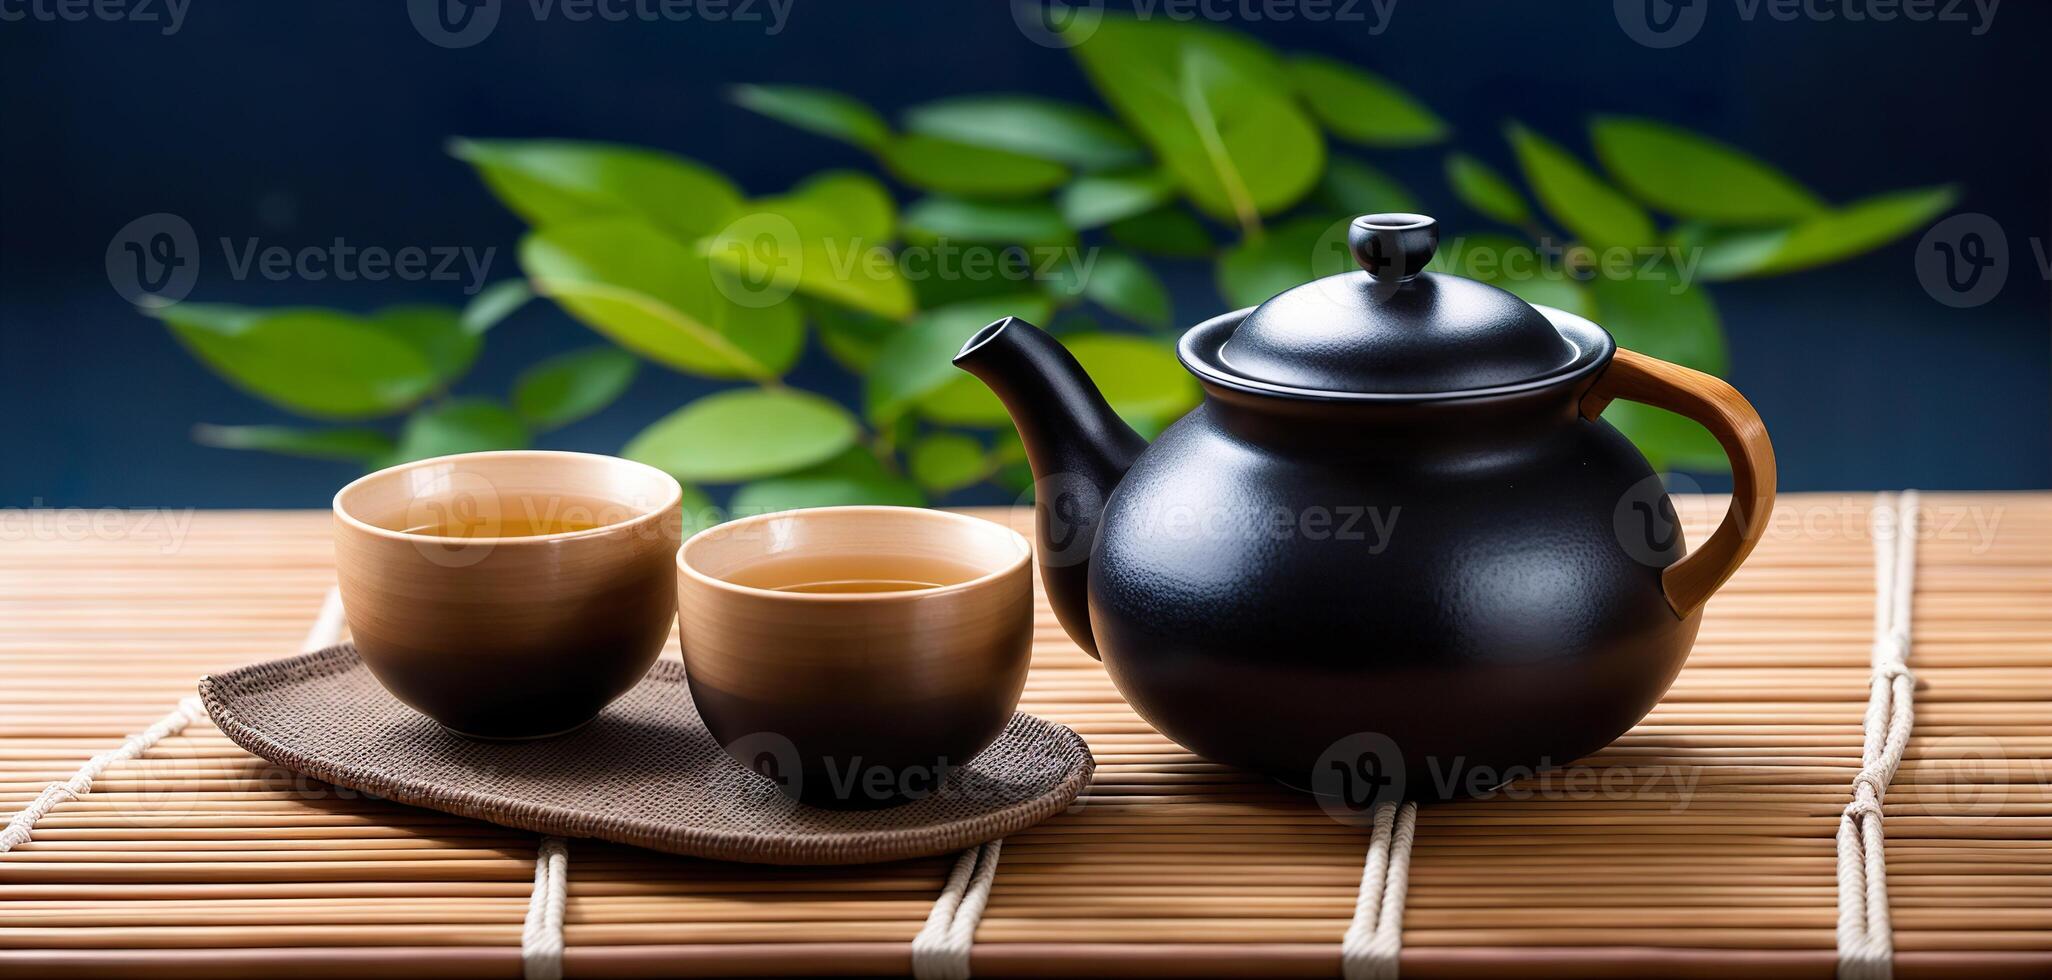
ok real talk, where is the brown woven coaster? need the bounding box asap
[198,645,1094,865]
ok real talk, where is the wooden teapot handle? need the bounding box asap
[1581,347,1777,619]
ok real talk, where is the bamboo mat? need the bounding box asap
[0,495,2047,979]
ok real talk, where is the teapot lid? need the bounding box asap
[1188,214,1605,398]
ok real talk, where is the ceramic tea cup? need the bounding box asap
[333,451,684,739]
[675,506,1034,808]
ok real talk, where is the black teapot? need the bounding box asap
[955,214,1775,803]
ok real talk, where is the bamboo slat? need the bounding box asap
[1,496,2048,978]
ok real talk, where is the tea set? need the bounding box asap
[323,213,1776,814]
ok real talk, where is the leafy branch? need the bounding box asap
[151,11,1957,507]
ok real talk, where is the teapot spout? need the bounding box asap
[954,317,1146,659]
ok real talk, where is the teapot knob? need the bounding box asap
[1349,213,1438,290]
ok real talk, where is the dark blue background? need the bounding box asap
[4,1,2047,507]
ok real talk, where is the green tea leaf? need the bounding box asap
[388,398,530,465]
[771,170,896,243]
[729,475,923,513]
[992,428,1027,465]
[910,263,1053,311]
[1584,274,1731,475]
[729,448,925,515]
[449,139,743,243]
[1600,400,1730,474]
[994,459,1034,494]
[902,196,1075,246]
[1446,152,1531,227]
[1067,333,1199,430]
[1182,44,1325,224]
[1075,249,1171,328]
[870,295,1053,425]
[1498,276,1593,319]
[880,134,1070,197]
[521,219,804,380]
[361,305,478,385]
[1215,215,1352,309]
[1109,205,1213,257]
[902,95,1145,170]
[156,303,440,419]
[1590,272,1728,375]
[891,295,1056,428]
[1507,123,1655,250]
[1591,117,1825,225]
[1430,233,1591,318]
[1732,186,1957,277]
[916,386,1013,427]
[1059,170,1177,229]
[988,426,1034,489]
[513,346,638,431]
[1667,223,1795,281]
[625,388,860,483]
[705,192,914,320]
[909,433,989,493]
[728,84,891,150]
[1590,273,1729,473]
[809,300,902,373]
[1320,155,1420,216]
[1285,55,1446,147]
[1066,12,1322,222]
[461,280,533,336]
[192,424,394,463]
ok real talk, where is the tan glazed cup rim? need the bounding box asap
[677,505,1032,603]
[333,449,685,545]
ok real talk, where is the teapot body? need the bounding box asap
[952,217,1775,804]
[1086,383,1698,800]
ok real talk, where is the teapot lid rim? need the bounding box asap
[1178,305,1616,404]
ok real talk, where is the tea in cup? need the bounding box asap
[675,506,1033,807]
[333,450,684,739]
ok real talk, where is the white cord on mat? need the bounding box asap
[1342,800,1419,980]
[522,836,570,980]
[303,584,346,651]
[0,582,341,854]
[0,696,207,853]
[1837,491,1920,980]
[912,840,1003,980]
